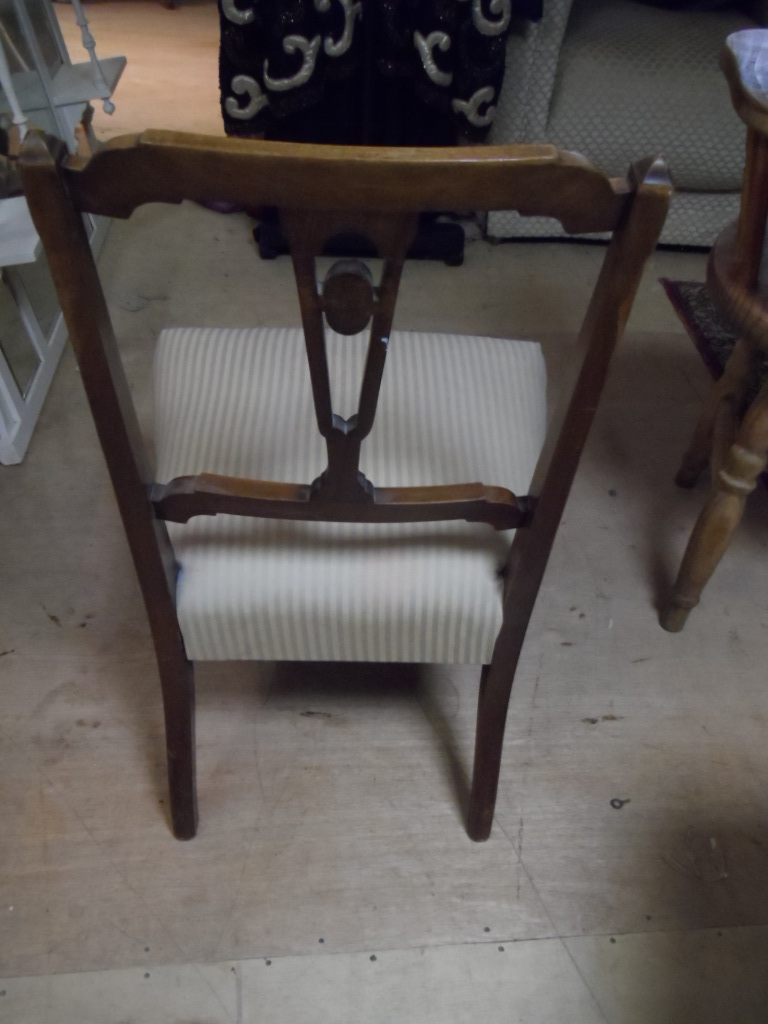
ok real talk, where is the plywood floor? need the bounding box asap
[1,4,767,1021]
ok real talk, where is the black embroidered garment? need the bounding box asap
[219,0,518,146]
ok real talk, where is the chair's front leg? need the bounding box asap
[662,377,768,632]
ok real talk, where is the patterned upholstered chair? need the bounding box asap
[21,129,670,842]
[489,0,767,246]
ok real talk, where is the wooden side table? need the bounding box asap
[662,28,768,631]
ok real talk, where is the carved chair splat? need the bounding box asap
[21,130,670,841]
[281,208,419,505]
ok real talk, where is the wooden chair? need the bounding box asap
[21,130,670,841]
[661,29,768,633]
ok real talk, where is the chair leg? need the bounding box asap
[467,662,513,842]
[661,379,768,632]
[157,652,198,839]
[466,523,556,841]
[675,336,754,488]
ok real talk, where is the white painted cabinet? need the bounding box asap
[0,0,124,463]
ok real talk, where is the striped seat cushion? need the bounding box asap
[154,327,547,663]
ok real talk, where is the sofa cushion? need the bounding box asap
[545,0,753,189]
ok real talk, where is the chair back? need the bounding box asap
[21,130,670,536]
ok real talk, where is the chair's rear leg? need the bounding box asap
[467,548,543,842]
[467,662,510,841]
[467,531,557,841]
[157,652,198,839]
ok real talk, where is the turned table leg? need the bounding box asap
[675,336,755,488]
[662,377,768,631]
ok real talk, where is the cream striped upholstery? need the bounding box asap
[154,327,547,664]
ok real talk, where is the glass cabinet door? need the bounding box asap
[0,0,63,76]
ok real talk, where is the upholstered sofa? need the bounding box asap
[488,0,768,245]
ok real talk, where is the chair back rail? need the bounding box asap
[43,129,631,229]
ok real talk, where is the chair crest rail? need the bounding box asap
[23,129,635,233]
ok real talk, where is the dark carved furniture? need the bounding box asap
[21,130,670,840]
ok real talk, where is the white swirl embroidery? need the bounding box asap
[316,0,363,58]
[263,35,322,92]
[414,30,453,88]
[458,0,511,37]
[226,75,269,119]
[221,0,254,26]
[452,85,496,127]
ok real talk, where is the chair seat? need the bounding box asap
[154,327,547,663]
